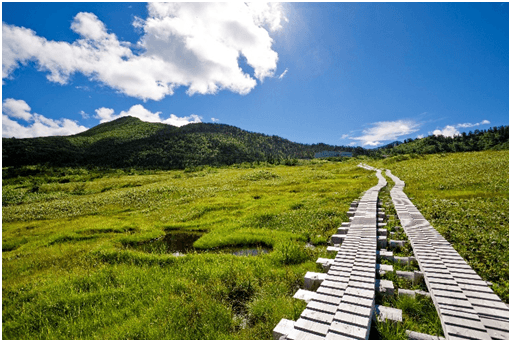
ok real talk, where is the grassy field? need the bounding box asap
[3,151,507,339]
[2,159,376,339]
[372,150,509,302]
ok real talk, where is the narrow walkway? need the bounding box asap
[274,165,386,340]
[386,169,509,340]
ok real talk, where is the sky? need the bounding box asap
[2,2,509,147]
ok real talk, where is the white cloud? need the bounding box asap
[79,110,90,119]
[163,114,202,127]
[278,68,288,79]
[455,120,491,128]
[348,120,420,146]
[119,104,163,123]
[3,3,286,101]
[431,120,491,138]
[2,98,87,138]
[417,134,424,139]
[94,104,202,127]
[76,85,90,91]
[2,98,33,121]
[70,12,109,41]
[94,107,116,123]
[432,125,460,138]
[211,117,220,123]
[340,134,349,139]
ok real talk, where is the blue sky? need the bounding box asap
[2,2,509,147]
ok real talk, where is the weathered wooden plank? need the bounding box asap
[300,308,335,324]
[307,300,338,314]
[287,327,325,340]
[340,294,374,308]
[431,289,467,300]
[321,280,348,290]
[337,302,373,318]
[386,169,509,341]
[316,287,344,298]
[324,331,357,340]
[443,323,491,340]
[313,293,342,306]
[294,317,330,336]
[328,321,368,339]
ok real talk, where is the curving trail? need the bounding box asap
[274,164,387,340]
[386,169,509,340]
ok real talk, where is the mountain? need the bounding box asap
[2,116,367,169]
[374,141,402,150]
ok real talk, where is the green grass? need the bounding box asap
[372,150,509,302]
[371,151,507,339]
[5,151,506,339]
[2,159,375,339]
[374,175,440,339]
[375,294,444,340]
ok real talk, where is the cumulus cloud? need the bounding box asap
[431,120,491,138]
[432,125,460,137]
[211,117,220,123]
[94,107,116,123]
[455,120,491,128]
[2,98,32,121]
[2,98,88,138]
[70,12,109,41]
[348,120,421,146]
[94,104,202,127]
[278,68,288,79]
[3,3,286,101]
[163,114,202,127]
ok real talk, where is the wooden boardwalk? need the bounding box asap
[274,165,387,340]
[386,169,509,340]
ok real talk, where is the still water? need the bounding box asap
[137,230,271,256]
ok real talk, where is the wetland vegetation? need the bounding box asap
[3,159,375,339]
[3,150,508,339]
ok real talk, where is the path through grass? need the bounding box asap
[372,151,509,302]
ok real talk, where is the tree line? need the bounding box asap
[2,117,370,169]
[375,126,508,157]
[2,116,507,169]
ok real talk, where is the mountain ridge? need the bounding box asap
[3,117,507,169]
[3,116,364,168]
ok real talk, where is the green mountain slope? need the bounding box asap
[74,116,172,141]
[6,117,505,169]
[2,117,362,168]
[378,126,509,156]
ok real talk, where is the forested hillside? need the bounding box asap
[3,117,507,169]
[377,126,509,156]
[2,116,364,169]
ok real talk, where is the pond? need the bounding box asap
[137,230,271,256]
[219,246,271,256]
